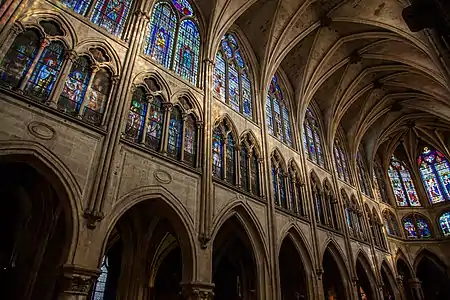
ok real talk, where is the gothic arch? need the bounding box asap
[171,89,203,119]
[380,260,401,300]
[413,249,448,274]
[102,185,197,282]
[270,148,287,171]
[0,140,81,263]
[395,249,414,277]
[310,170,322,190]
[74,39,122,75]
[356,251,378,300]
[132,71,172,99]
[213,114,239,141]
[321,240,352,299]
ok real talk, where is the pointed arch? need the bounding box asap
[357,148,373,197]
[413,249,448,273]
[333,130,351,184]
[356,251,377,300]
[303,104,326,168]
[310,171,325,225]
[388,155,420,207]
[323,179,339,230]
[418,146,450,204]
[271,149,288,209]
[321,240,351,300]
[287,159,306,217]
[213,115,238,184]
[401,213,433,239]
[239,130,261,196]
[74,39,122,76]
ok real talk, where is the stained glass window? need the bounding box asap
[91,0,133,36]
[144,3,177,68]
[388,156,420,207]
[225,134,235,184]
[0,30,40,89]
[145,0,200,85]
[183,115,197,167]
[418,146,450,204]
[83,69,111,125]
[124,87,147,142]
[272,165,279,206]
[25,41,65,100]
[58,56,92,115]
[334,139,351,183]
[240,147,249,191]
[374,164,389,204]
[214,33,253,119]
[212,127,223,178]
[167,107,183,159]
[303,108,325,167]
[403,215,433,239]
[357,152,372,197]
[266,75,292,146]
[439,212,450,236]
[174,19,200,85]
[250,153,260,196]
[91,256,109,300]
[146,96,164,151]
[62,0,91,15]
[279,169,287,208]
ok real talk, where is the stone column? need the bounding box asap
[0,23,22,60]
[235,144,241,188]
[257,157,264,197]
[100,75,120,127]
[19,38,49,91]
[77,65,100,118]
[195,120,203,168]
[49,50,77,108]
[284,171,291,210]
[408,278,424,300]
[396,276,406,300]
[180,112,188,161]
[58,265,99,300]
[140,93,154,145]
[182,282,215,300]
[160,102,173,153]
[314,269,325,300]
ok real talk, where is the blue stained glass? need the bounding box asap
[167,107,183,159]
[272,166,279,205]
[226,134,235,184]
[302,130,308,154]
[251,154,260,196]
[145,3,177,68]
[439,212,450,236]
[419,147,450,204]
[91,0,133,36]
[235,51,245,69]
[240,147,249,191]
[146,96,164,150]
[334,145,343,179]
[172,0,193,16]
[266,95,273,134]
[59,56,92,114]
[222,39,232,59]
[242,72,252,117]
[273,98,283,141]
[342,150,350,182]
[92,256,109,300]
[214,52,226,101]
[228,62,240,112]
[25,41,64,99]
[62,0,91,15]
[314,129,324,167]
[0,30,39,89]
[282,106,292,146]
[124,88,147,142]
[403,218,417,238]
[228,34,238,48]
[417,218,432,238]
[306,124,316,162]
[212,128,223,178]
[279,168,286,208]
[400,167,420,206]
[174,19,200,85]
[183,115,197,167]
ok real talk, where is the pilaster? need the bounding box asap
[181,282,215,300]
[58,265,99,300]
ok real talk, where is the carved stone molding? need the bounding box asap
[27,121,55,140]
[154,169,172,184]
[182,282,215,300]
[83,208,104,229]
[60,265,100,296]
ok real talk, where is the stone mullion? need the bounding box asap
[48,50,76,108]
[284,172,291,211]
[140,94,153,145]
[18,38,49,91]
[100,75,120,126]
[222,133,228,181]
[160,102,173,154]
[77,65,99,117]
[87,10,149,219]
[246,149,252,193]
[235,144,241,188]
[180,113,188,161]
[195,120,203,169]
[257,157,264,197]
[0,23,22,61]
[289,176,298,213]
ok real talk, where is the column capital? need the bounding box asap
[162,101,173,111]
[181,282,215,300]
[59,264,100,296]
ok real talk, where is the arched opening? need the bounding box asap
[381,262,397,300]
[356,256,375,300]
[278,237,307,299]
[0,159,72,300]
[212,216,257,300]
[322,247,347,300]
[416,252,450,300]
[397,258,414,300]
[91,199,192,300]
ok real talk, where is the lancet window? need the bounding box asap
[373,163,389,204]
[439,212,450,237]
[124,82,200,168]
[418,146,450,204]
[345,195,366,240]
[272,152,287,208]
[334,138,350,183]
[266,75,293,146]
[0,23,115,126]
[303,108,325,168]
[212,118,237,185]
[239,133,261,196]
[145,0,200,85]
[383,210,400,237]
[311,174,325,225]
[214,33,253,119]
[357,151,372,197]
[323,180,339,230]
[402,214,433,239]
[367,206,386,249]
[388,156,420,207]
[287,161,306,217]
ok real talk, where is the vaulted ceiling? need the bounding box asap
[192,0,450,167]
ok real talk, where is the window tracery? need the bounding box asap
[239,133,261,196]
[373,163,389,204]
[345,194,366,240]
[303,108,325,168]
[334,138,350,183]
[383,210,400,237]
[145,0,200,85]
[214,33,253,118]
[388,156,420,207]
[357,151,372,197]
[212,118,237,184]
[266,75,292,146]
[311,174,325,225]
[418,146,450,204]
[272,152,287,208]
[91,0,133,36]
[287,161,306,217]
[323,180,339,230]
[402,214,432,239]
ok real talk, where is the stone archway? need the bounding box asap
[355,254,376,300]
[415,251,450,300]
[0,158,74,300]
[396,258,414,300]
[380,261,399,300]
[322,244,350,300]
[92,198,195,300]
[278,236,308,300]
[212,216,258,300]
